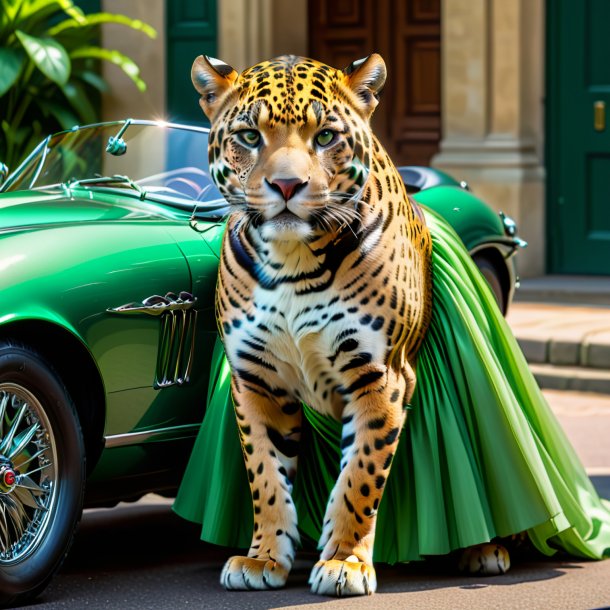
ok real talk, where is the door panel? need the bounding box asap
[309,0,441,165]
[547,0,610,274]
[166,0,217,125]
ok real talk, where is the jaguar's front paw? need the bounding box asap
[458,543,510,576]
[309,557,377,596]
[220,556,289,590]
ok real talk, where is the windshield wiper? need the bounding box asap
[66,174,147,200]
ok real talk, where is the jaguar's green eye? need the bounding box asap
[237,130,261,147]
[315,129,336,147]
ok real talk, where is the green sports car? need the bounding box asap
[0,119,524,605]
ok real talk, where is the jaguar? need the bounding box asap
[191,53,509,596]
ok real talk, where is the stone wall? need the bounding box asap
[433,0,546,277]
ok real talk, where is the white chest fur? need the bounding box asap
[223,281,387,417]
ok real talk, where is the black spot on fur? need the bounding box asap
[341,433,355,449]
[385,427,399,445]
[282,402,300,415]
[339,353,372,372]
[368,416,386,430]
[341,370,384,394]
[371,316,384,330]
[267,426,299,457]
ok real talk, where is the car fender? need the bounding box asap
[412,185,507,253]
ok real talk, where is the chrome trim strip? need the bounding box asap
[107,294,197,316]
[104,423,201,449]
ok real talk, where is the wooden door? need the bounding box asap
[547,0,610,274]
[308,0,441,166]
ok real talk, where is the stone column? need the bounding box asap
[218,0,308,71]
[433,0,546,277]
[218,0,273,71]
[100,0,166,121]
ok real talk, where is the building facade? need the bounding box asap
[99,0,609,278]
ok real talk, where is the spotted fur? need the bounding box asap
[458,544,511,576]
[192,53,505,596]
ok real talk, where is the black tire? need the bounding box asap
[472,253,507,315]
[0,342,85,608]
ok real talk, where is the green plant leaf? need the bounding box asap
[60,80,96,124]
[19,0,85,26]
[0,48,25,97]
[39,99,80,130]
[0,0,22,23]
[15,30,71,85]
[71,46,146,91]
[49,12,157,39]
[75,69,108,93]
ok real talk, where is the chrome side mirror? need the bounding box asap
[0,163,8,186]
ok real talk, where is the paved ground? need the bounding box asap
[25,389,610,610]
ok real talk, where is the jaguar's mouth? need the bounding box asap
[259,209,313,240]
[272,209,301,221]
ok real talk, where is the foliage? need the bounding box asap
[0,0,156,169]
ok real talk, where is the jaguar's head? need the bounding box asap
[192,54,386,241]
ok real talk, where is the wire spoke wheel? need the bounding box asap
[0,342,84,608]
[0,384,58,565]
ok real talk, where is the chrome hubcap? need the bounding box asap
[0,464,17,493]
[0,384,58,564]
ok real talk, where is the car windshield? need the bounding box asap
[1,121,224,208]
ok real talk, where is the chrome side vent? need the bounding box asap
[155,307,198,388]
[108,292,198,388]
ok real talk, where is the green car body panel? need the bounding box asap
[0,186,224,497]
[0,120,522,505]
[414,187,507,253]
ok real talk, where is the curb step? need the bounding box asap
[508,300,610,396]
[515,276,610,307]
[516,337,610,370]
[529,363,610,394]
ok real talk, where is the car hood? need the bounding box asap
[0,189,171,233]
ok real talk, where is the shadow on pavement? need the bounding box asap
[24,499,586,609]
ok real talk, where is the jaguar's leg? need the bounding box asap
[221,377,302,591]
[458,543,511,575]
[309,365,412,596]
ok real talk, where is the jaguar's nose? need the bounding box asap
[266,177,308,201]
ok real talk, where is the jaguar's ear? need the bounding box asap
[343,53,387,119]
[191,55,238,122]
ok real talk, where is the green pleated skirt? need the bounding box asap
[173,209,610,563]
